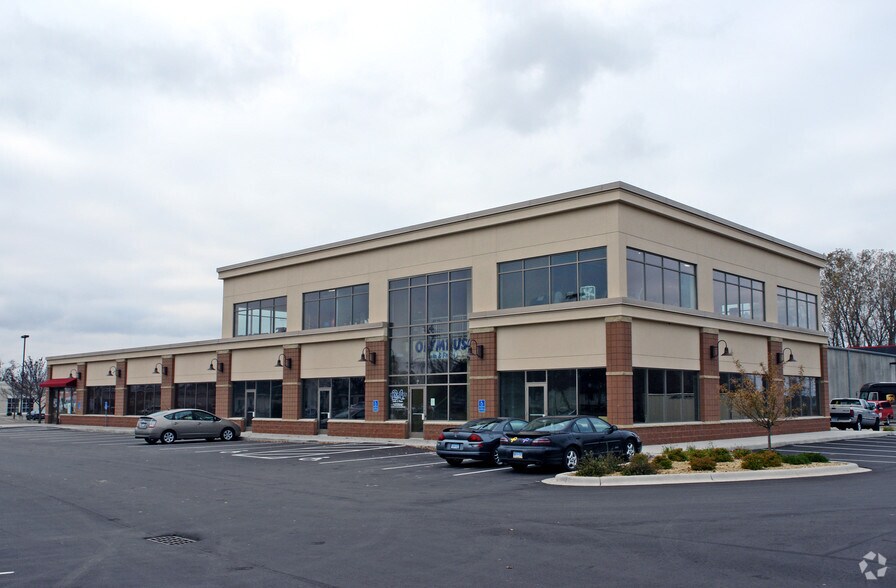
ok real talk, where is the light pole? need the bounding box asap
[20,334,29,417]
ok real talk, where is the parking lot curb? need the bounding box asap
[543,462,869,486]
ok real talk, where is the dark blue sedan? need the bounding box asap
[497,415,641,472]
[436,417,528,466]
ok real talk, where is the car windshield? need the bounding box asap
[461,419,502,431]
[521,417,572,432]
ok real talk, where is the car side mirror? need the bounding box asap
[214,417,221,422]
[609,425,617,432]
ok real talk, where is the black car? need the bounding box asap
[436,417,528,466]
[497,415,641,472]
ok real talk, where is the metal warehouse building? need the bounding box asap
[44,182,829,444]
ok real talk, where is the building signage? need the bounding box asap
[390,389,407,410]
[414,336,471,361]
[372,399,379,413]
[478,399,486,413]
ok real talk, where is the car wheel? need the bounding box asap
[161,430,177,444]
[445,458,463,467]
[873,418,881,431]
[144,438,157,445]
[511,464,528,472]
[623,440,637,461]
[854,417,863,431]
[221,427,235,442]
[490,448,503,466]
[562,447,580,472]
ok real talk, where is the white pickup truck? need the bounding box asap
[830,397,880,431]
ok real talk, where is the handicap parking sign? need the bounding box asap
[372,399,379,413]
[478,399,486,413]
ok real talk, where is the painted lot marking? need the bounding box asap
[452,467,511,476]
[322,452,433,465]
[234,445,400,460]
[785,443,896,454]
[381,462,443,470]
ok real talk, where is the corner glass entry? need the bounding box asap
[527,384,545,420]
[410,388,425,435]
[318,387,331,431]
[233,388,256,428]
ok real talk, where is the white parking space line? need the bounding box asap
[0,571,14,576]
[781,450,896,462]
[452,467,512,476]
[232,445,397,458]
[322,453,433,465]
[381,462,443,470]
[786,444,896,454]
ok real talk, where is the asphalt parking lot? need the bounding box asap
[2,425,896,587]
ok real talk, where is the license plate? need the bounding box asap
[513,451,523,459]
[138,422,147,429]
[448,443,461,450]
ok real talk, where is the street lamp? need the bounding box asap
[20,335,29,417]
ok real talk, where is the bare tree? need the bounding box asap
[822,248,896,347]
[721,359,805,449]
[2,357,49,421]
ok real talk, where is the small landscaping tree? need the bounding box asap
[721,359,805,450]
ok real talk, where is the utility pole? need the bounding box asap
[20,334,29,417]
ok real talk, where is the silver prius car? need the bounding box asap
[135,409,241,444]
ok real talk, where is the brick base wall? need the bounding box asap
[630,417,829,445]
[328,420,408,439]
[59,414,139,428]
[252,419,316,435]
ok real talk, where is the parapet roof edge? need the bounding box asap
[216,181,825,275]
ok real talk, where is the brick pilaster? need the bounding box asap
[281,345,301,420]
[468,329,497,418]
[820,344,830,417]
[699,329,720,422]
[364,339,388,422]
[214,351,232,417]
[75,363,87,415]
[159,355,175,410]
[114,360,127,416]
[606,316,633,425]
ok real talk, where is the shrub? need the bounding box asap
[689,456,717,471]
[710,448,734,463]
[741,453,766,470]
[732,447,752,459]
[620,453,657,476]
[662,447,688,462]
[577,452,623,477]
[684,445,709,460]
[780,453,812,465]
[756,450,782,468]
[804,452,829,463]
[651,455,673,470]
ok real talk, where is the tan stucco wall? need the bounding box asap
[300,341,366,379]
[51,364,78,379]
[716,332,769,374]
[175,353,218,383]
[231,348,283,382]
[126,357,165,386]
[86,361,116,386]
[632,321,700,371]
[497,319,606,371]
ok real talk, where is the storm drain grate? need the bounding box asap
[145,535,197,546]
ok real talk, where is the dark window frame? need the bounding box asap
[626,248,697,310]
[233,296,287,337]
[302,284,369,330]
[498,247,608,309]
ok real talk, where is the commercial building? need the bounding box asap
[44,182,829,444]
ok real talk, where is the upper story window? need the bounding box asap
[234,296,287,337]
[713,270,765,320]
[777,287,818,330]
[498,247,607,309]
[626,248,696,309]
[303,284,369,330]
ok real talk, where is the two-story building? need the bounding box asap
[44,181,829,444]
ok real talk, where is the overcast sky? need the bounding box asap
[1,1,894,365]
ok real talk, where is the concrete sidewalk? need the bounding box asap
[1,414,890,452]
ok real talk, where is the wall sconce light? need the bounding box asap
[709,339,732,360]
[69,369,82,380]
[208,358,224,372]
[358,347,376,365]
[468,339,484,359]
[152,363,168,376]
[107,366,121,378]
[276,354,292,369]
[776,347,796,365]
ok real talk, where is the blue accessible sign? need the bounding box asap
[372,399,379,413]
[478,399,486,413]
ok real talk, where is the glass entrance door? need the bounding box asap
[410,387,425,435]
[318,387,331,431]
[527,384,545,420]
[244,388,256,429]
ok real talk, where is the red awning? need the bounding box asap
[39,377,77,388]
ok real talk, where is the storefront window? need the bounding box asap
[127,384,161,415]
[499,369,606,419]
[632,368,699,423]
[85,386,115,414]
[175,382,216,414]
